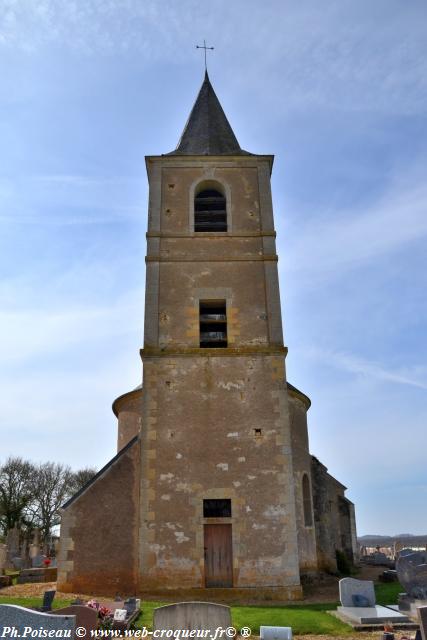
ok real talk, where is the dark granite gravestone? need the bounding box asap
[41,589,56,612]
[0,575,12,588]
[418,606,427,640]
[51,605,98,636]
[396,550,427,599]
[0,604,75,634]
[111,598,141,632]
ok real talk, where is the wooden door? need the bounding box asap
[204,524,233,587]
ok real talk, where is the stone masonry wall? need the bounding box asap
[57,439,141,595]
[138,353,301,591]
[115,388,143,452]
[288,394,318,574]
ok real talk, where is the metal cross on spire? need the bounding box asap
[196,39,214,71]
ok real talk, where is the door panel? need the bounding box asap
[204,523,233,587]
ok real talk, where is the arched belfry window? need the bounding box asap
[194,187,227,232]
[302,474,313,527]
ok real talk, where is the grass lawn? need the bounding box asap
[0,596,73,610]
[375,582,402,605]
[0,581,402,636]
[135,601,352,636]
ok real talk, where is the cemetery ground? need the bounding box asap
[0,567,403,638]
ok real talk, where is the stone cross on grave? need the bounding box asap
[196,39,214,71]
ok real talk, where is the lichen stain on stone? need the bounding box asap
[217,380,244,391]
[160,473,174,482]
[174,531,190,544]
[175,482,193,493]
[263,505,287,518]
[216,463,229,471]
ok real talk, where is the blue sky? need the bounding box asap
[1,0,426,536]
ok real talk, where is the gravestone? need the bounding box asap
[5,526,20,566]
[396,549,427,599]
[418,606,427,640]
[12,557,23,570]
[20,538,29,566]
[339,577,376,607]
[41,589,56,612]
[51,605,98,634]
[153,602,231,634]
[373,552,389,565]
[0,575,12,588]
[260,626,292,640]
[32,553,46,568]
[0,604,75,635]
[0,544,7,572]
[111,598,141,632]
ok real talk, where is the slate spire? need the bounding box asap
[169,72,249,155]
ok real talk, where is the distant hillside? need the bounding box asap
[358,534,427,547]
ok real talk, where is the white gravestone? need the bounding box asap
[339,577,376,607]
[260,626,292,640]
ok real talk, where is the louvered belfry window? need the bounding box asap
[199,300,227,348]
[194,189,227,232]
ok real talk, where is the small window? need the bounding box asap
[302,474,313,526]
[195,189,227,232]
[200,300,227,348]
[203,499,231,518]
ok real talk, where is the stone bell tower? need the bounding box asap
[138,71,302,597]
[59,71,361,599]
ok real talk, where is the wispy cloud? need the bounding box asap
[282,174,427,283]
[0,300,142,365]
[0,175,146,225]
[301,345,427,391]
[1,1,426,114]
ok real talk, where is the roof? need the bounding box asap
[287,382,311,409]
[168,71,251,156]
[61,435,139,510]
[112,383,143,417]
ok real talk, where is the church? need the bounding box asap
[57,72,357,598]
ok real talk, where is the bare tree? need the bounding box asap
[70,467,97,494]
[28,462,74,544]
[0,457,36,535]
[0,458,98,545]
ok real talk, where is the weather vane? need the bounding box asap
[196,39,214,71]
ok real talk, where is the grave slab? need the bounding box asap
[0,604,75,634]
[51,605,98,635]
[337,605,410,625]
